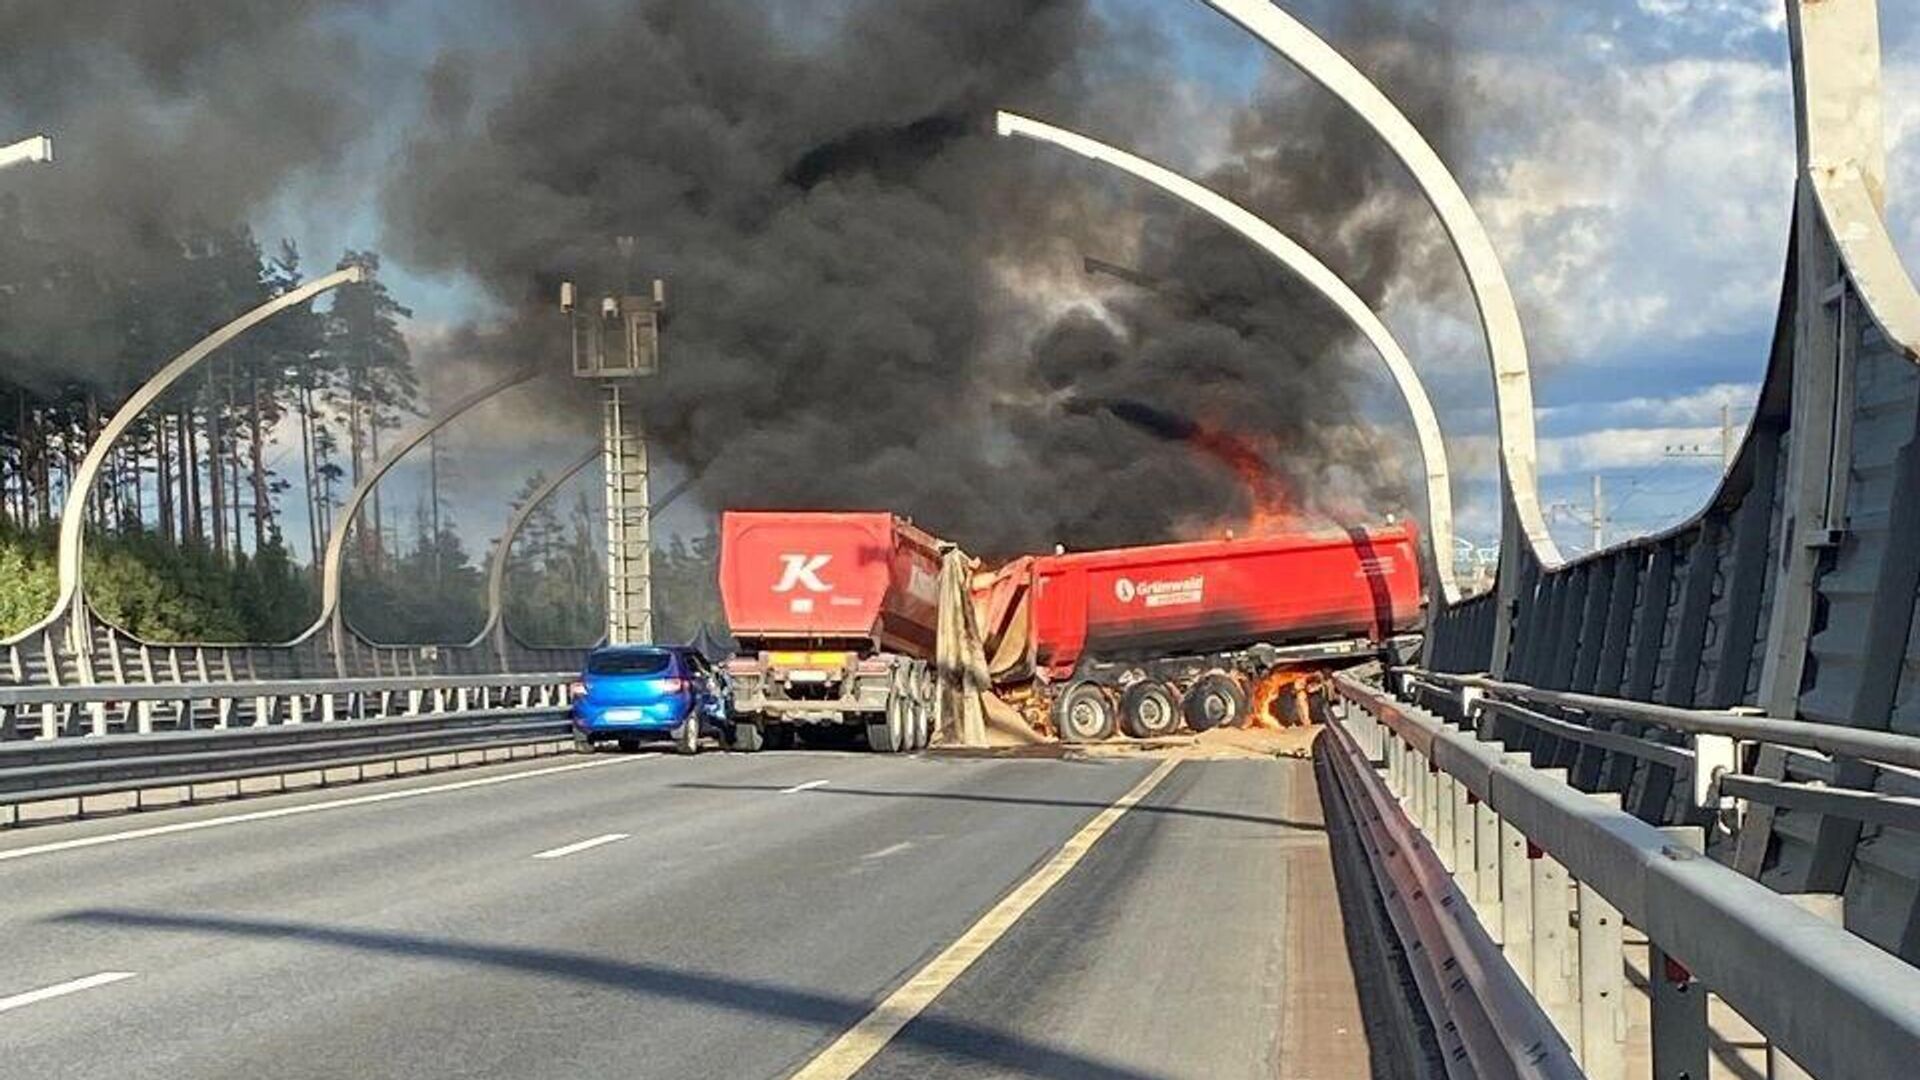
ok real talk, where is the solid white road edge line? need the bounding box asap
[0,972,138,1015]
[0,756,646,865]
[532,833,630,860]
[781,780,832,795]
[788,758,1181,1080]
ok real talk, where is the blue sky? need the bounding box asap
[1078,0,1920,557]
[244,0,1920,562]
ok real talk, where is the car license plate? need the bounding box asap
[603,707,644,722]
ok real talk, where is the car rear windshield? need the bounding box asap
[587,650,675,676]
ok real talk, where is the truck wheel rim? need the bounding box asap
[1140,696,1170,732]
[1204,693,1233,725]
[1069,699,1103,736]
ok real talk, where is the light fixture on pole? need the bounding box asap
[562,248,666,647]
[0,134,54,172]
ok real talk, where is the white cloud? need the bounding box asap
[1467,54,1796,362]
[1536,381,1759,429]
[1635,0,1786,38]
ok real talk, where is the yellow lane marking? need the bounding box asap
[788,758,1181,1080]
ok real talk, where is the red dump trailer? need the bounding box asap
[973,525,1424,741]
[719,511,946,753]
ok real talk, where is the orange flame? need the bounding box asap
[1247,669,1325,729]
[1184,422,1308,538]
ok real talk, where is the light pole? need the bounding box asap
[560,269,666,647]
[0,135,53,172]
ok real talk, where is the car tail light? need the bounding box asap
[652,677,686,694]
[568,681,587,700]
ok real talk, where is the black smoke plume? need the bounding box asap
[8,0,1488,557]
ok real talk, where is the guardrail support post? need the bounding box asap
[1651,825,1709,1080]
[1531,845,1579,1044]
[1649,950,1707,1080]
[1474,800,1502,928]
[1436,771,1458,870]
[1453,785,1477,890]
[1769,893,1844,1080]
[1576,881,1626,1080]
[1500,809,1534,985]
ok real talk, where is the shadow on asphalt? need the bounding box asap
[666,782,1326,832]
[56,909,1167,1080]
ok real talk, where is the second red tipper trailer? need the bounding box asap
[718,511,946,753]
[972,525,1425,742]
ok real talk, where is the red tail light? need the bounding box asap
[568,681,587,700]
[653,677,686,694]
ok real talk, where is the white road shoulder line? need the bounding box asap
[0,972,138,1015]
[862,841,915,861]
[532,833,630,860]
[789,758,1180,1080]
[781,780,831,795]
[0,756,646,865]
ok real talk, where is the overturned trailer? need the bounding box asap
[972,526,1425,741]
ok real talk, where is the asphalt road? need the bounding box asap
[0,748,1375,1079]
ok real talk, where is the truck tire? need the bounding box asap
[1054,681,1117,743]
[868,693,910,753]
[765,724,796,751]
[1120,680,1182,739]
[1183,673,1247,732]
[732,721,766,753]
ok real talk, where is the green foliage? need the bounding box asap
[653,532,724,645]
[0,526,316,643]
[343,499,486,644]
[0,531,58,636]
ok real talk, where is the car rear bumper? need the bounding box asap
[573,701,692,733]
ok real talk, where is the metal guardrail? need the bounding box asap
[0,673,576,741]
[1403,670,1920,772]
[1399,668,1920,838]
[1334,674,1920,1080]
[1320,696,1581,1078]
[0,710,574,822]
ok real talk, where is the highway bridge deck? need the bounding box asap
[0,750,1376,1080]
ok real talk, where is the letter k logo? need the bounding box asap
[774,554,833,593]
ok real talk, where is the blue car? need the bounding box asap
[571,646,731,755]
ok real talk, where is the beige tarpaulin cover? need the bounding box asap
[933,549,1048,748]
[933,548,992,747]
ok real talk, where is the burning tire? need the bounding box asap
[1182,673,1247,732]
[1054,681,1117,743]
[1119,680,1182,739]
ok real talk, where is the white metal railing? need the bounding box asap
[1332,674,1920,1080]
[0,673,576,742]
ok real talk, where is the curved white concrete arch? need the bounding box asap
[473,455,712,661]
[1795,0,1920,362]
[294,365,541,668]
[997,111,1463,604]
[1194,1,1561,585]
[470,446,602,662]
[54,267,365,661]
